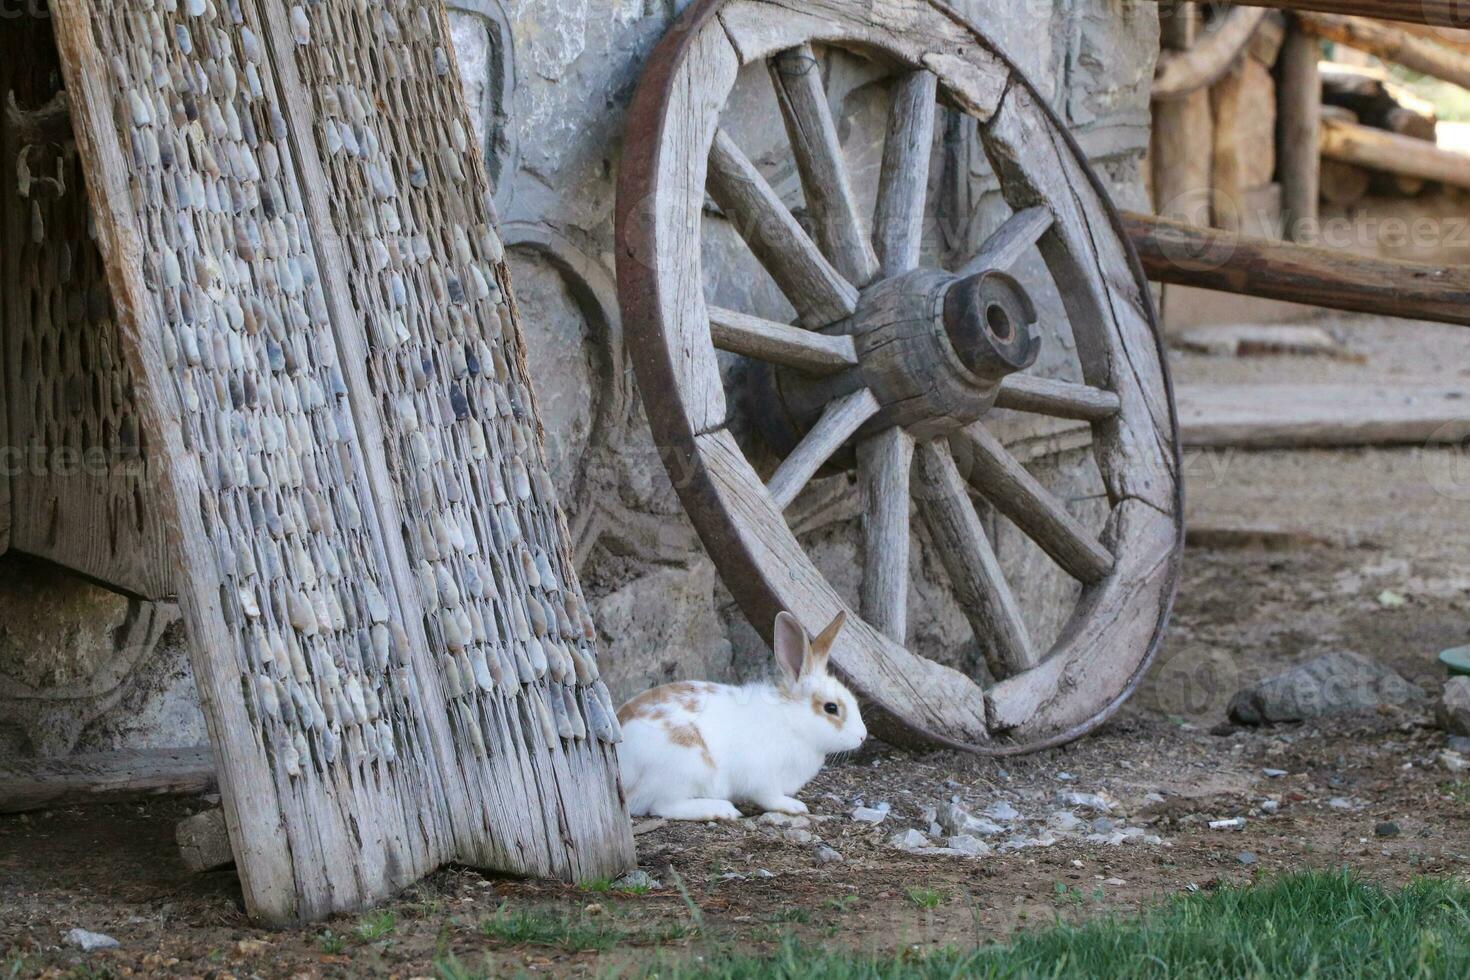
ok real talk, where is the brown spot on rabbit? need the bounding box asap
[811,694,845,729]
[617,681,712,723]
[663,721,715,768]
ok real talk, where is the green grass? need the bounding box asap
[636,872,1470,978]
[355,910,398,941]
[904,887,947,910]
[478,904,694,953]
[316,930,347,955]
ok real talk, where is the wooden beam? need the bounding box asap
[1235,1,1467,27]
[1276,24,1321,242]
[1321,116,1470,188]
[1178,383,1470,448]
[0,747,216,815]
[1154,8,1269,100]
[1299,12,1470,88]
[1123,211,1470,326]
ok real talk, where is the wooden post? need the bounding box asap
[1152,7,1214,224]
[1277,22,1321,242]
[1211,62,1248,233]
[1321,116,1470,187]
[1235,1,1470,27]
[1123,211,1470,326]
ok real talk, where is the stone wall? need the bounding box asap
[0,0,1158,759]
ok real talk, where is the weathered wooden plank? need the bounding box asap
[709,306,858,374]
[873,70,938,277]
[0,16,172,600]
[50,0,631,925]
[707,130,859,327]
[913,440,1035,679]
[857,428,914,644]
[1277,25,1322,242]
[0,747,216,815]
[767,389,879,509]
[1177,383,1470,448]
[1322,116,1470,188]
[1237,0,1462,25]
[1210,61,1247,233]
[769,44,881,286]
[1154,7,1270,100]
[951,424,1114,585]
[1123,211,1470,327]
[995,376,1122,422]
[958,207,1055,277]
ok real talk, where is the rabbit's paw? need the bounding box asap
[754,795,808,816]
[651,798,742,822]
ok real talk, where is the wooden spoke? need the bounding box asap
[873,70,938,278]
[707,129,859,327]
[958,206,1054,277]
[709,305,858,374]
[951,424,1114,585]
[995,375,1121,422]
[914,440,1036,680]
[767,388,880,510]
[857,428,915,644]
[769,44,881,287]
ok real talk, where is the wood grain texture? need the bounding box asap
[1123,211,1470,326]
[1210,62,1247,233]
[708,130,859,327]
[951,424,1114,585]
[873,70,938,278]
[1321,116,1470,188]
[709,305,858,374]
[0,18,172,599]
[857,427,915,644]
[1178,383,1470,448]
[767,388,879,509]
[1238,0,1463,25]
[913,440,1035,679]
[1301,12,1470,87]
[1277,26,1322,241]
[1150,87,1213,223]
[0,747,216,815]
[995,376,1121,422]
[1154,7,1270,100]
[50,0,630,925]
[958,207,1055,277]
[769,44,880,286]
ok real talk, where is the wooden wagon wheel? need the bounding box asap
[616,0,1183,754]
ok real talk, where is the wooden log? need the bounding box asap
[1321,116,1470,188]
[1160,1,1200,51]
[1154,8,1270,100]
[177,807,235,873]
[1276,24,1322,242]
[1177,383,1470,448]
[1299,12,1470,89]
[1151,87,1214,222]
[1211,62,1248,233]
[1321,63,1438,141]
[1320,158,1373,204]
[1236,1,1470,27]
[1123,211,1470,326]
[0,747,216,815]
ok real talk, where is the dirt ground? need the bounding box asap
[3,313,1470,977]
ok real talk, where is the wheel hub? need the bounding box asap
[750,267,1041,454]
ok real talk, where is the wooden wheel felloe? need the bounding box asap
[616,0,1183,754]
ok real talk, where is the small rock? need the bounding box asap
[1091,816,1116,834]
[984,800,1022,823]
[754,869,775,878]
[814,845,844,865]
[1228,652,1422,725]
[1049,810,1082,833]
[1210,817,1246,830]
[1261,800,1281,815]
[1438,677,1470,736]
[1375,821,1401,838]
[1262,768,1288,779]
[781,829,815,844]
[1440,750,1470,773]
[1448,735,1470,754]
[939,803,1006,837]
[1327,797,1355,810]
[613,870,660,891]
[888,828,930,850]
[1058,791,1111,813]
[851,805,889,825]
[946,834,990,857]
[65,929,119,952]
[1237,851,1257,866]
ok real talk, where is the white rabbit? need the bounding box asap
[616,610,867,821]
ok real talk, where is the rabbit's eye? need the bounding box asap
[823,702,840,716]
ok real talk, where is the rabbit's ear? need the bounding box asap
[773,611,808,685]
[806,611,846,674]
